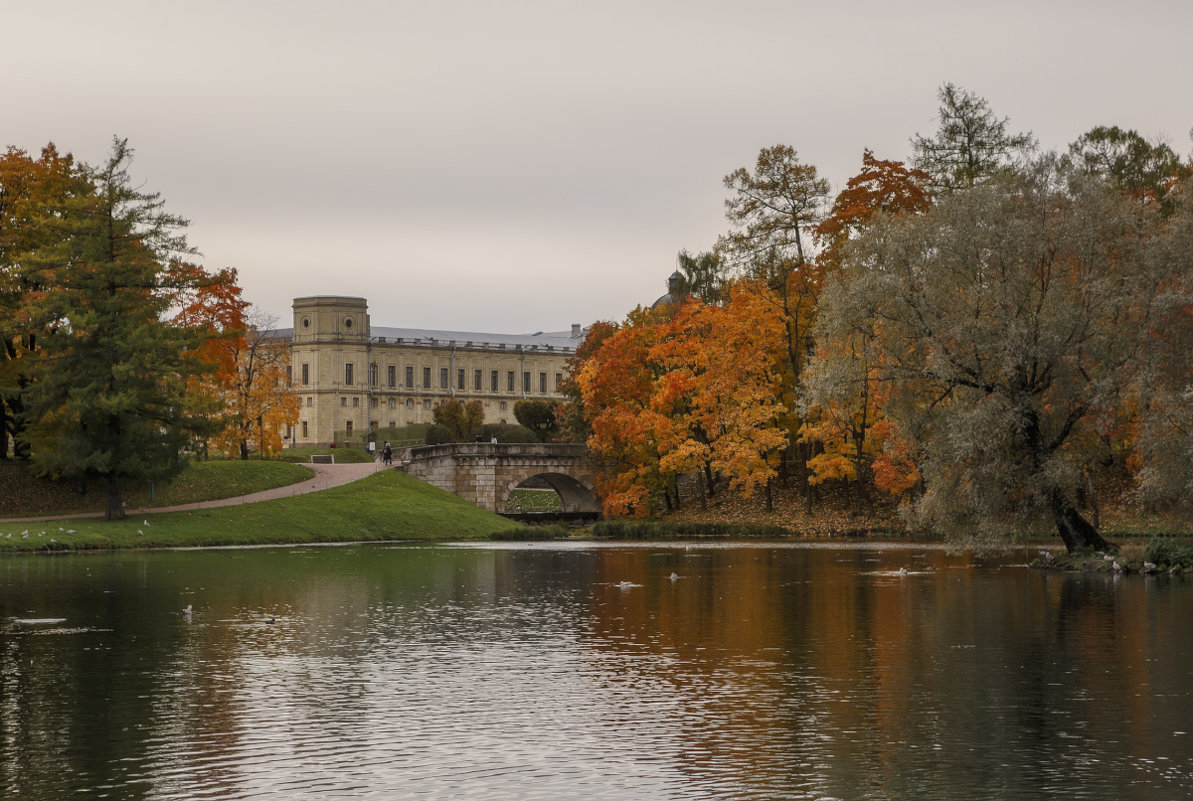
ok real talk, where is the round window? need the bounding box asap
[344,318,353,329]
[302,318,310,328]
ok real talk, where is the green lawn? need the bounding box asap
[0,470,524,552]
[0,460,314,518]
[278,447,378,464]
[505,488,564,512]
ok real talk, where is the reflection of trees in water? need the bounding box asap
[578,548,1188,799]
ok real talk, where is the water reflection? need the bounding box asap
[1,544,1190,800]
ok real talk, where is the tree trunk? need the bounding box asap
[765,478,773,513]
[105,477,126,521]
[1050,488,1113,553]
[240,438,250,460]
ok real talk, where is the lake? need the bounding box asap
[1,542,1190,800]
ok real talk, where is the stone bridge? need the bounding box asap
[398,442,601,515]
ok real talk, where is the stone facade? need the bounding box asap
[284,296,582,447]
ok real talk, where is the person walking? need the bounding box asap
[382,442,393,467]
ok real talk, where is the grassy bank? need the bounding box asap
[0,460,315,519]
[0,471,522,552]
[277,447,377,464]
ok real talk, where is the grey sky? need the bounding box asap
[6,0,1191,332]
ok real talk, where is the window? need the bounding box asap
[440,368,448,389]
[369,363,377,387]
[301,363,309,385]
[539,372,547,393]
[306,397,313,407]
[423,367,431,388]
[301,421,308,437]
[474,369,482,391]
[556,373,563,391]
[406,398,414,409]
[491,370,499,392]
[352,397,359,407]
[507,371,515,392]
[387,365,396,388]
[457,368,465,390]
[423,399,431,409]
[286,366,292,384]
[523,372,531,393]
[370,398,377,408]
[499,401,507,411]
[388,398,396,408]
[346,420,353,435]
[406,366,414,388]
[340,397,347,407]
[345,363,354,385]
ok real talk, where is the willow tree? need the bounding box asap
[18,138,214,519]
[824,158,1167,551]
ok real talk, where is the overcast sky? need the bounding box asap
[6,0,1191,333]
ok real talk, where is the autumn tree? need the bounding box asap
[1126,177,1193,510]
[651,280,790,509]
[826,158,1166,552]
[1067,125,1188,209]
[718,145,832,503]
[209,312,299,460]
[17,138,215,519]
[910,83,1036,193]
[433,398,485,442]
[812,149,932,271]
[555,320,617,443]
[800,150,933,513]
[0,144,90,459]
[165,262,249,458]
[579,307,673,516]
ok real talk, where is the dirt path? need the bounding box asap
[0,461,390,523]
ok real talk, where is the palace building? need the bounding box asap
[283,296,583,447]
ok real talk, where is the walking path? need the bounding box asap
[0,461,391,523]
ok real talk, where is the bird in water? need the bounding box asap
[669,572,679,581]
[265,617,276,624]
[181,605,193,618]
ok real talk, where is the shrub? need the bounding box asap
[1143,539,1193,569]
[424,424,452,445]
[592,520,794,539]
[490,525,570,541]
[476,423,538,444]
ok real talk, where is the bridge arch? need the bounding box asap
[399,442,601,515]
[499,470,599,514]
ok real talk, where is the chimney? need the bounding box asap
[571,323,582,338]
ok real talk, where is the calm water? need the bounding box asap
[1,542,1190,800]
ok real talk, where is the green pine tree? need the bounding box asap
[19,138,214,519]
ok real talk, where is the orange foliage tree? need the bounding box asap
[652,280,790,509]
[579,307,673,516]
[166,267,297,460]
[800,151,933,512]
[0,144,90,458]
[579,281,790,517]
